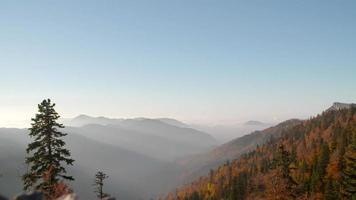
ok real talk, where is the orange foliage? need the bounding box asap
[165,108,356,200]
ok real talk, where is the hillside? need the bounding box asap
[177,119,301,184]
[165,107,356,200]
[190,122,271,144]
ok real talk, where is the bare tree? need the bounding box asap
[94,171,110,199]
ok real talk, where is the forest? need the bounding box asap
[163,108,356,200]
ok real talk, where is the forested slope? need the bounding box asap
[165,108,356,200]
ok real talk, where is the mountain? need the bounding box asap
[191,121,272,144]
[67,115,272,145]
[243,120,266,126]
[66,115,189,128]
[0,128,181,200]
[63,114,122,127]
[326,102,356,112]
[0,116,217,199]
[64,116,217,161]
[165,106,356,200]
[156,118,189,128]
[176,119,301,183]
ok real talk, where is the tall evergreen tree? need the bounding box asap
[22,99,74,197]
[271,144,297,198]
[311,142,330,192]
[341,133,356,199]
[324,179,340,200]
[274,144,294,181]
[184,191,200,200]
[94,171,110,199]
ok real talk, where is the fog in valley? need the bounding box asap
[0,114,270,199]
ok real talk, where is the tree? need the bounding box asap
[184,191,200,200]
[311,142,330,192]
[268,144,297,199]
[341,134,356,199]
[265,170,295,200]
[274,144,295,181]
[324,179,340,200]
[22,99,74,197]
[94,171,110,199]
[231,172,247,200]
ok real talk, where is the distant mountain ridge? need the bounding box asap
[190,121,272,144]
[156,118,189,128]
[64,115,217,161]
[67,115,274,144]
[243,120,266,126]
[176,119,301,183]
[65,114,190,128]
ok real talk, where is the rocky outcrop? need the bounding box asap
[326,102,356,112]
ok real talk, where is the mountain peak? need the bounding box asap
[74,114,93,120]
[156,118,188,128]
[67,114,118,127]
[244,120,265,126]
[327,102,356,112]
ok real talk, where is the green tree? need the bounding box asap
[320,143,330,176]
[272,144,297,198]
[230,172,247,200]
[94,171,110,199]
[274,145,294,181]
[341,134,356,199]
[184,191,200,200]
[22,99,74,197]
[324,179,340,200]
[310,142,330,192]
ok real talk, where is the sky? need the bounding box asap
[0,0,356,127]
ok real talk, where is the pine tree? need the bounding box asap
[270,144,297,199]
[320,143,330,177]
[22,99,74,197]
[311,142,330,192]
[324,179,340,200]
[341,133,356,199]
[274,145,294,181]
[94,171,110,199]
[184,191,200,200]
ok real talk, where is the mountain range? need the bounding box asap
[0,116,217,199]
[1,103,354,199]
[65,115,217,161]
[0,128,181,199]
[0,114,270,199]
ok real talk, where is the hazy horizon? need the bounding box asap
[0,101,349,128]
[1,1,356,127]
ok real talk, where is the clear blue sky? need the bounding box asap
[0,0,355,127]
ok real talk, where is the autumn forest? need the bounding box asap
[164,108,356,200]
